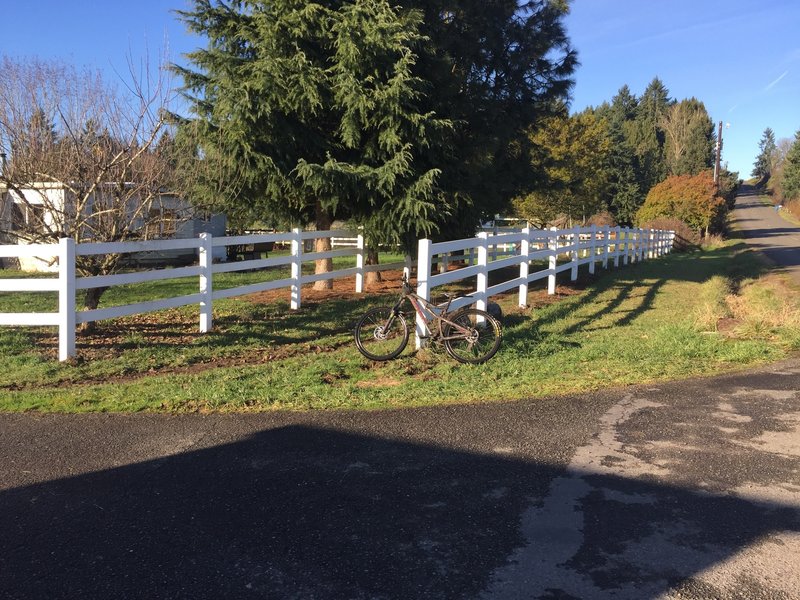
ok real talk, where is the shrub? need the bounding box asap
[638,217,699,251]
[784,198,800,221]
[636,170,726,236]
[585,211,617,227]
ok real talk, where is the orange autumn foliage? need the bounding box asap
[636,171,726,235]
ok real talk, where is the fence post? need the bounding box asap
[440,250,449,274]
[415,239,432,349]
[548,227,558,295]
[623,228,630,265]
[290,228,303,310]
[491,222,498,261]
[589,224,597,275]
[403,254,413,281]
[58,237,76,362]
[355,233,365,293]
[668,230,676,254]
[614,226,621,267]
[602,225,609,269]
[199,232,213,333]
[477,232,489,312]
[518,227,530,307]
[640,229,645,260]
[570,228,579,281]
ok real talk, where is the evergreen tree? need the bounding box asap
[606,119,642,225]
[781,130,800,201]
[609,84,638,125]
[175,0,454,286]
[629,77,672,194]
[752,127,777,180]
[174,0,578,258]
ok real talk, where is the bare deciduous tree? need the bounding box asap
[0,55,179,311]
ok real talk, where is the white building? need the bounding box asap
[0,182,226,271]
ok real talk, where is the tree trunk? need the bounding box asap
[79,286,109,332]
[313,200,334,291]
[365,245,382,286]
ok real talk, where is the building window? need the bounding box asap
[145,208,178,239]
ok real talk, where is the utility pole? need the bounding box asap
[713,120,723,188]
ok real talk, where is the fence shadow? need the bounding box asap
[1,422,796,599]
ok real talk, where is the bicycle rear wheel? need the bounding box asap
[442,308,502,364]
[354,307,409,361]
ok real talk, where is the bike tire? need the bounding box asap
[442,308,502,364]
[354,306,410,361]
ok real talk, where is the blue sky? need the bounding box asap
[565,0,800,177]
[2,0,798,177]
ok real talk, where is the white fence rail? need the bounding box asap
[414,226,674,347]
[1,225,674,361]
[0,229,411,361]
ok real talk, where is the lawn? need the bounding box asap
[1,242,798,413]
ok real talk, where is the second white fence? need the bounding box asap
[414,226,674,347]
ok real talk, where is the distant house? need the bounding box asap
[0,182,226,271]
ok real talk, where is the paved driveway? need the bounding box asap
[2,360,799,599]
[732,186,800,284]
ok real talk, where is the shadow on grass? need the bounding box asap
[5,243,774,365]
[1,417,796,599]
[500,243,769,351]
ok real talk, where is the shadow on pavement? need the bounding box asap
[1,424,797,599]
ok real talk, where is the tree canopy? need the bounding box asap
[781,131,800,201]
[174,0,578,251]
[752,127,777,180]
[636,171,725,236]
[513,108,611,226]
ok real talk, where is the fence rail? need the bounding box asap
[1,225,673,361]
[414,226,674,348]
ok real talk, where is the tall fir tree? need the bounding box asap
[781,130,800,201]
[175,0,455,286]
[752,127,777,180]
[174,0,578,257]
[630,77,672,194]
[606,118,642,225]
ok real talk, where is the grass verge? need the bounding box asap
[1,242,797,413]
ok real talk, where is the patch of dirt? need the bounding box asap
[246,270,407,305]
[716,317,742,335]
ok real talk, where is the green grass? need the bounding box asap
[0,243,794,413]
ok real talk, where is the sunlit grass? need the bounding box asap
[0,242,794,413]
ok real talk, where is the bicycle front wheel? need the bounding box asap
[442,308,502,364]
[354,307,409,361]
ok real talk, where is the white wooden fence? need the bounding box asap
[0,225,673,361]
[0,229,409,361]
[414,226,674,347]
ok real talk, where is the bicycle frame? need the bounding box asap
[390,286,473,342]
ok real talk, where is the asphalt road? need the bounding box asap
[2,360,799,599]
[732,186,800,283]
[2,187,799,598]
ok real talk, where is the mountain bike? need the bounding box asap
[354,276,502,364]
